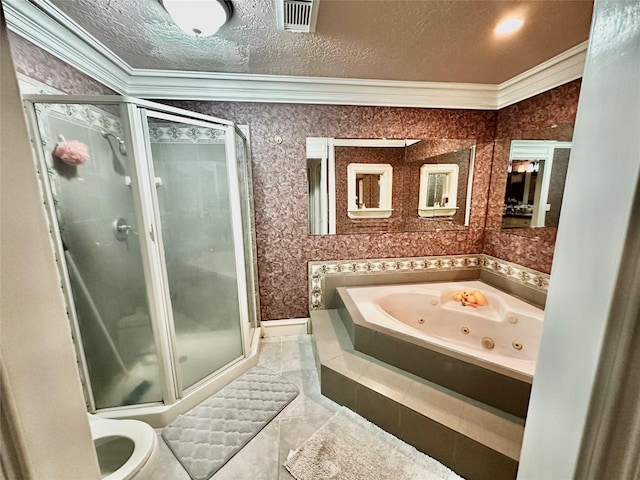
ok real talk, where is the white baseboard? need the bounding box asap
[261,318,309,338]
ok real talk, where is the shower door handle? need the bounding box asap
[149,223,155,242]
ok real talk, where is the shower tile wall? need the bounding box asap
[484,80,581,273]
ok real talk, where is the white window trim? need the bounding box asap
[418,164,459,217]
[347,163,393,219]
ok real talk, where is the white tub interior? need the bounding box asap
[344,281,544,381]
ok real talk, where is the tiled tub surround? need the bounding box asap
[307,254,547,476]
[335,281,544,418]
[311,310,523,480]
[309,254,550,312]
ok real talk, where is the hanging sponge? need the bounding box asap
[53,140,89,166]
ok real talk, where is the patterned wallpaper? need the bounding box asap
[484,79,581,274]
[8,31,117,96]
[159,101,497,319]
[8,34,581,319]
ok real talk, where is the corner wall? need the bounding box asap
[8,30,116,95]
[484,80,581,273]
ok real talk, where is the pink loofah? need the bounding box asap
[53,140,89,166]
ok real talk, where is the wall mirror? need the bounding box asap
[307,137,476,235]
[502,140,572,229]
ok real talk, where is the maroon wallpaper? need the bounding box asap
[484,79,581,273]
[335,146,405,234]
[9,34,581,319]
[8,32,117,95]
[159,101,497,319]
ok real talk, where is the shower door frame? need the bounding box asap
[23,95,259,412]
[135,107,251,399]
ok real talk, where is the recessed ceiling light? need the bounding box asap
[495,18,524,35]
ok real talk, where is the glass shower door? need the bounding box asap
[142,111,245,393]
[29,101,163,410]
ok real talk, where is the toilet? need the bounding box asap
[87,414,158,480]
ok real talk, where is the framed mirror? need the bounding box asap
[502,140,572,229]
[307,137,476,235]
[347,163,393,218]
[418,164,459,218]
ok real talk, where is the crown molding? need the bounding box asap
[3,0,585,110]
[127,69,499,109]
[497,41,588,109]
[3,0,131,94]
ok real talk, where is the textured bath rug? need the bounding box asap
[162,366,298,480]
[284,406,464,480]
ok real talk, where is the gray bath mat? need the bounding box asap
[284,406,463,480]
[162,366,298,480]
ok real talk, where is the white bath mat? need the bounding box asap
[162,366,298,480]
[284,406,463,480]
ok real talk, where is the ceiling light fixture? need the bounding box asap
[495,17,524,35]
[161,0,233,37]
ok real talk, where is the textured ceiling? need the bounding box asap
[50,0,593,84]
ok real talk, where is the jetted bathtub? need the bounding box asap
[336,280,544,417]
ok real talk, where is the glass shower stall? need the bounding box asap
[23,95,260,414]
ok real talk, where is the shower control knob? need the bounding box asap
[113,217,133,241]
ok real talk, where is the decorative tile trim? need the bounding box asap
[148,124,226,144]
[309,254,483,310]
[19,75,122,140]
[308,254,550,310]
[481,255,550,292]
[33,101,123,151]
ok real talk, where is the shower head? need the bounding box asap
[102,131,127,156]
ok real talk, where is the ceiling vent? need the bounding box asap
[276,0,320,33]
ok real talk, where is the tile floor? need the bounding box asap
[149,334,342,480]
